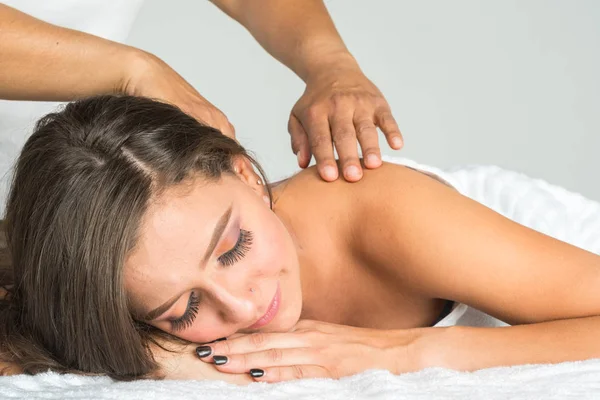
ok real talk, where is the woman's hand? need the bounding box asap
[289,55,403,183]
[151,339,254,384]
[121,51,236,138]
[195,319,426,383]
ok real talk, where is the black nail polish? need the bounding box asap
[213,355,228,365]
[195,346,212,358]
[250,368,264,378]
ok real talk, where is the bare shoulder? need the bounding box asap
[273,161,455,249]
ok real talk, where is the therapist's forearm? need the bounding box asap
[209,0,361,83]
[415,316,600,372]
[0,4,141,101]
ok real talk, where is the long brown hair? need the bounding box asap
[0,95,270,380]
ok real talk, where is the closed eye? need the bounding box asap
[218,229,253,266]
[169,291,200,332]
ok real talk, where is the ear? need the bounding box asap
[231,156,269,204]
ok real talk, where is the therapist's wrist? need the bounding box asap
[297,45,361,84]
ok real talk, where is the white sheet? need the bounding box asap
[2,156,600,399]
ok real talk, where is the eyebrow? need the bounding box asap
[140,203,233,322]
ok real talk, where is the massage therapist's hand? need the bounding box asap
[289,56,403,182]
[122,51,236,138]
[195,319,428,383]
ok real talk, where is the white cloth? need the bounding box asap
[3,360,600,400]
[0,0,144,217]
[3,156,600,398]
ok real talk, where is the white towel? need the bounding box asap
[2,156,600,399]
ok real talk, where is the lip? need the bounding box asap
[247,282,281,330]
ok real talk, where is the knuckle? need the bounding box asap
[237,353,249,370]
[298,331,320,344]
[355,120,376,137]
[307,347,324,362]
[303,106,322,122]
[304,330,323,340]
[374,95,389,108]
[308,135,331,152]
[268,348,284,363]
[291,365,305,380]
[379,112,398,128]
[331,93,344,106]
[213,340,231,354]
[290,136,304,152]
[332,129,355,142]
[250,332,267,348]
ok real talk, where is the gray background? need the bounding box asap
[127,0,600,200]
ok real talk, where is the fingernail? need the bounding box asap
[195,346,212,358]
[213,355,228,365]
[346,165,361,179]
[392,137,403,148]
[366,154,380,166]
[250,368,265,378]
[324,165,337,180]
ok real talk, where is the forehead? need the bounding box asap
[125,176,237,279]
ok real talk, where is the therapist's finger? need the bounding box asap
[297,110,338,182]
[288,114,311,169]
[353,113,382,169]
[375,107,403,150]
[330,108,362,182]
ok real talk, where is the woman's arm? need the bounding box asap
[354,163,600,325]
[413,315,600,371]
[350,162,600,368]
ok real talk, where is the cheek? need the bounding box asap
[253,213,294,273]
[180,317,223,343]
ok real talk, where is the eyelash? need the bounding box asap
[217,229,253,266]
[170,291,199,332]
[169,229,254,332]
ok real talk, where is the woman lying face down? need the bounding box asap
[3,95,600,383]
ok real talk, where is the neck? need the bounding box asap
[267,177,334,323]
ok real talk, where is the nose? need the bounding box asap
[206,282,257,325]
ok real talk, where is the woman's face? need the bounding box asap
[124,167,302,343]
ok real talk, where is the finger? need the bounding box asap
[329,108,362,182]
[297,109,338,181]
[213,114,235,138]
[353,113,382,169]
[375,108,403,150]
[288,113,311,168]
[196,332,310,363]
[249,365,329,383]
[191,106,235,138]
[211,347,320,374]
[226,121,236,139]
